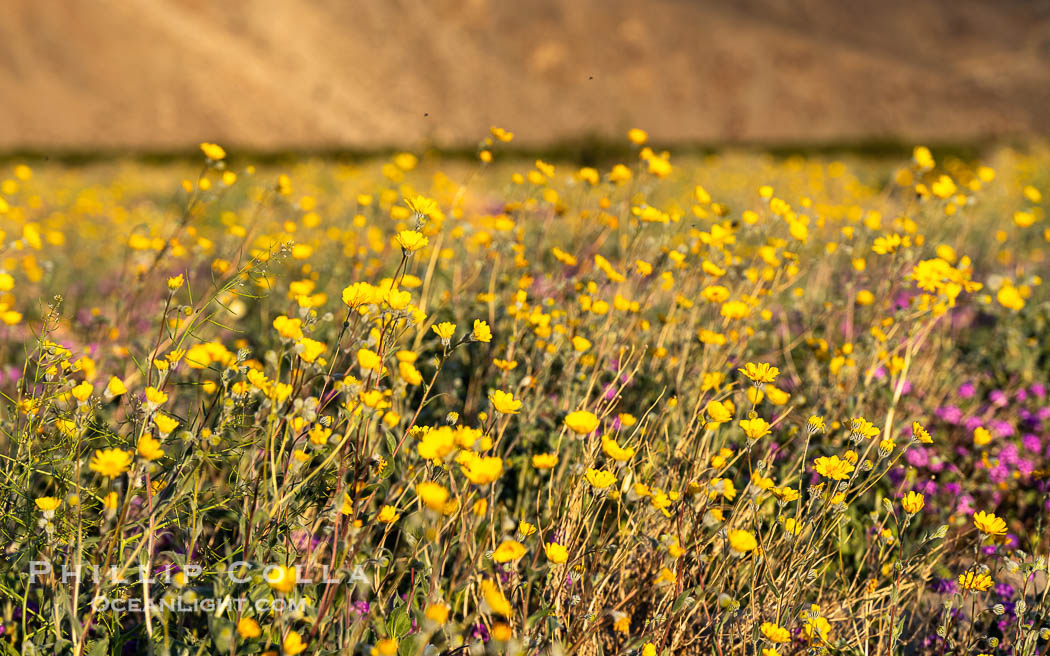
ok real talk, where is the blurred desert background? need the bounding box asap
[3,0,1050,152]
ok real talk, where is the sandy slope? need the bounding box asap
[1,0,1048,150]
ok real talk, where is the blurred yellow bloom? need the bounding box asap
[416,482,449,511]
[472,319,492,343]
[930,175,957,199]
[395,230,429,252]
[532,453,558,469]
[492,540,527,563]
[912,421,932,443]
[761,622,790,643]
[727,529,757,556]
[89,448,132,478]
[901,491,924,514]
[738,362,779,384]
[265,565,297,594]
[913,145,934,170]
[282,630,307,655]
[273,315,303,340]
[342,282,375,308]
[601,436,635,461]
[200,142,226,161]
[780,516,802,536]
[152,413,179,436]
[481,579,511,616]
[489,390,521,415]
[813,455,854,481]
[297,338,326,363]
[973,510,1006,536]
[997,284,1025,311]
[654,568,676,586]
[236,617,261,639]
[432,321,457,343]
[71,381,93,403]
[137,434,165,461]
[35,496,61,514]
[544,542,568,564]
[958,570,993,592]
[851,417,881,439]
[405,195,439,218]
[357,348,383,372]
[460,455,504,485]
[609,164,632,184]
[425,603,450,625]
[802,612,832,644]
[490,126,514,142]
[973,426,993,447]
[740,417,771,440]
[584,468,616,489]
[377,505,401,524]
[564,410,599,435]
[102,491,119,510]
[1014,210,1035,228]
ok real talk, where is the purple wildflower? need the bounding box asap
[936,405,962,424]
[991,420,1014,437]
[915,480,938,496]
[1017,459,1035,477]
[905,447,929,468]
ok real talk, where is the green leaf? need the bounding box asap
[386,606,412,639]
[85,637,109,656]
[398,635,419,656]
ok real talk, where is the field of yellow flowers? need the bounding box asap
[0,131,1048,656]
